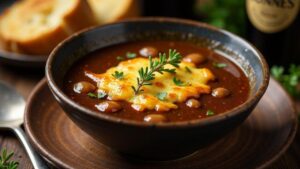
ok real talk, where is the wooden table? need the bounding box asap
[0,64,299,169]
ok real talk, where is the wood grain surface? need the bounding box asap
[0,64,299,169]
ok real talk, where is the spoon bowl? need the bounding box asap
[0,82,24,127]
[0,81,48,169]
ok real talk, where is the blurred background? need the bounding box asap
[142,0,300,98]
[142,0,299,67]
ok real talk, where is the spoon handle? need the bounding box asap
[13,127,49,169]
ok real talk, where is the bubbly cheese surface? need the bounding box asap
[86,58,215,112]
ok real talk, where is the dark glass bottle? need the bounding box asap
[246,0,300,68]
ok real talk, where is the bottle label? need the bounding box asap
[246,0,299,33]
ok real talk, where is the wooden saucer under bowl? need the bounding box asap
[24,78,298,169]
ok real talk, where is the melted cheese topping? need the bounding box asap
[86,58,215,112]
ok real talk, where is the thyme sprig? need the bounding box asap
[131,49,182,94]
[0,149,19,169]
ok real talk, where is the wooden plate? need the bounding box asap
[24,78,298,169]
[0,0,47,68]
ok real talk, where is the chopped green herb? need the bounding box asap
[126,52,136,59]
[213,62,227,68]
[87,92,106,99]
[97,92,106,99]
[116,56,124,61]
[185,66,192,73]
[206,110,215,116]
[157,92,168,101]
[112,71,124,79]
[0,149,19,169]
[87,92,97,98]
[131,49,182,94]
[173,77,189,86]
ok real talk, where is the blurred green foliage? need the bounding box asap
[195,0,246,36]
[271,65,300,99]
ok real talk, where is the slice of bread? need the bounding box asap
[87,0,140,24]
[0,0,97,55]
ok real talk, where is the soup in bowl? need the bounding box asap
[46,18,269,160]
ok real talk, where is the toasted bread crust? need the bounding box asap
[5,26,69,55]
[114,0,140,22]
[115,0,141,21]
[63,0,96,33]
[0,0,97,55]
[88,0,140,24]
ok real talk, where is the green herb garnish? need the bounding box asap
[0,149,19,169]
[185,66,192,73]
[97,92,106,99]
[87,92,97,98]
[126,52,136,59]
[271,65,300,98]
[213,62,227,68]
[87,92,106,99]
[206,110,215,116]
[157,92,168,101]
[131,49,182,94]
[173,77,189,86]
[112,71,124,79]
[116,56,124,61]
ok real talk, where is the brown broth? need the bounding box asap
[64,41,250,122]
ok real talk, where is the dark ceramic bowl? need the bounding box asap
[46,18,269,160]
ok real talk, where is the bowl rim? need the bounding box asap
[46,17,270,128]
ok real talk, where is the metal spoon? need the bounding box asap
[0,81,48,169]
